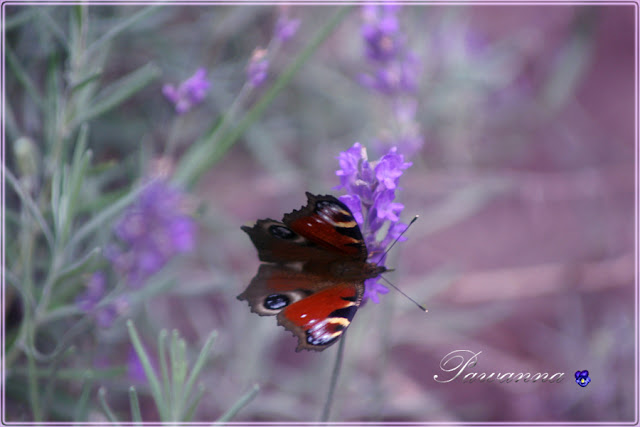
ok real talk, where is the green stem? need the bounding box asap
[26,333,42,421]
[4,166,54,249]
[320,333,347,422]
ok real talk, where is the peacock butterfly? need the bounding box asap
[238,192,386,352]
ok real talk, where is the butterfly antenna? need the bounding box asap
[374,215,426,312]
[378,215,419,264]
[380,275,428,312]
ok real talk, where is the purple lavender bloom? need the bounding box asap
[275,15,300,43]
[75,273,129,328]
[127,344,158,384]
[274,5,300,43]
[107,180,196,288]
[128,346,147,383]
[101,296,129,328]
[358,3,421,100]
[359,49,420,97]
[364,279,390,304]
[247,48,269,88]
[361,4,402,64]
[334,142,412,303]
[358,4,424,157]
[75,272,106,312]
[162,68,211,114]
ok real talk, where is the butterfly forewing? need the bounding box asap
[241,219,340,264]
[284,193,367,261]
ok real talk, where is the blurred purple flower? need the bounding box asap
[359,3,420,98]
[162,68,210,114]
[247,48,269,88]
[361,3,402,64]
[357,4,425,158]
[94,296,129,329]
[75,272,106,312]
[75,272,129,328]
[275,14,300,43]
[107,180,196,288]
[335,142,412,303]
[127,344,158,384]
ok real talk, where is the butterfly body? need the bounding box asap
[238,192,385,351]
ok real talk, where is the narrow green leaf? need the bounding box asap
[55,165,70,241]
[45,51,63,160]
[183,330,217,402]
[169,331,184,419]
[36,8,68,48]
[4,167,54,249]
[61,125,91,243]
[157,329,170,406]
[98,387,120,423]
[69,70,104,94]
[184,384,206,422]
[127,320,167,420]
[129,386,143,423]
[5,8,38,31]
[73,372,95,421]
[541,9,596,112]
[50,165,62,237]
[53,246,102,286]
[72,63,161,126]
[5,46,44,110]
[26,344,42,421]
[216,384,260,423]
[38,305,83,323]
[86,5,162,56]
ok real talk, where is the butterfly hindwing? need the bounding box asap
[237,264,364,351]
[278,282,363,352]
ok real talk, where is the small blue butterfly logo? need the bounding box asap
[575,370,591,387]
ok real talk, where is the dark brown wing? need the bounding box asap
[241,219,343,264]
[241,193,368,264]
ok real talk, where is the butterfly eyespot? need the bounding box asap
[269,225,296,240]
[264,294,290,310]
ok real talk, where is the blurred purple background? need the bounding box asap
[58,4,635,423]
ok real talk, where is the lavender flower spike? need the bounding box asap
[335,142,412,303]
[75,272,129,328]
[247,48,269,88]
[358,3,421,98]
[162,68,211,114]
[275,15,300,43]
[107,179,196,288]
